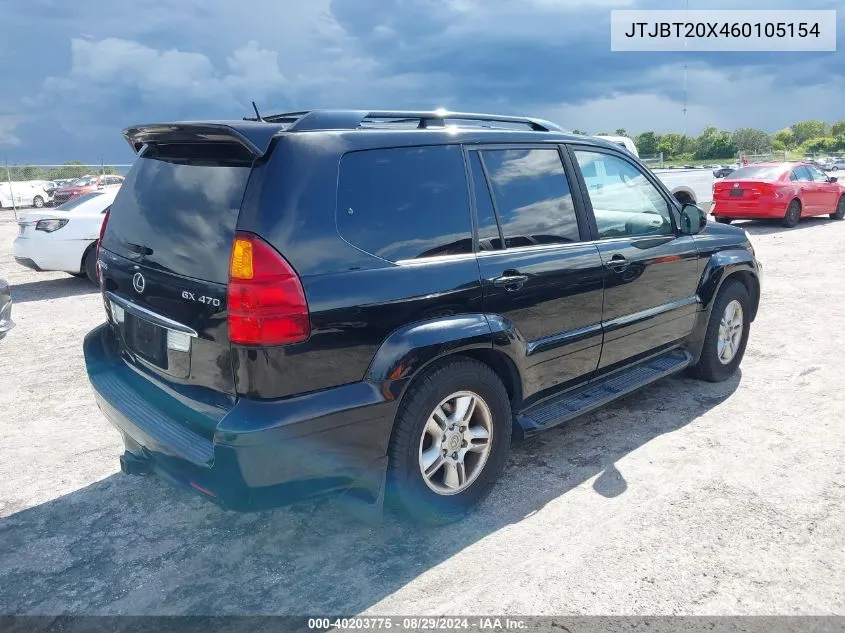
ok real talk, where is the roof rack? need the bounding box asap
[262,109,563,133]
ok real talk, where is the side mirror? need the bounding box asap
[679,203,707,235]
[828,176,838,183]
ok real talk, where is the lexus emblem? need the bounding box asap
[132,272,146,294]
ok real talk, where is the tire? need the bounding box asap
[82,245,98,284]
[33,195,44,208]
[830,196,845,220]
[782,200,801,228]
[714,217,733,225]
[689,280,751,383]
[387,358,512,524]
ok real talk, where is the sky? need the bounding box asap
[0,0,842,164]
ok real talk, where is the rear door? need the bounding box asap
[99,140,254,404]
[790,165,818,212]
[567,145,700,373]
[468,145,605,400]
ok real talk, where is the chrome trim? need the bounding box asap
[526,323,603,356]
[395,253,478,266]
[105,291,198,337]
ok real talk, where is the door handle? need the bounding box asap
[492,273,529,291]
[605,255,630,271]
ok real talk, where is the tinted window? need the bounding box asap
[729,166,786,180]
[480,148,580,247]
[103,142,252,283]
[574,150,672,238]
[808,166,829,182]
[468,152,502,251]
[337,145,472,261]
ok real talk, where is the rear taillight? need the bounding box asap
[96,207,110,282]
[227,232,310,346]
[750,183,775,196]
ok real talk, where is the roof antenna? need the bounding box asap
[251,101,264,122]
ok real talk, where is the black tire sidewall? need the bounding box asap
[832,196,845,220]
[696,280,751,382]
[784,201,800,227]
[387,359,511,523]
[83,246,98,284]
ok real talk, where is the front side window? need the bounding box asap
[808,166,830,182]
[574,150,672,239]
[337,145,472,262]
[478,147,580,247]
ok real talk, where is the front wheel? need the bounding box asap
[782,200,801,228]
[830,196,845,220]
[387,359,511,524]
[689,280,751,382]
[32,195,44,208]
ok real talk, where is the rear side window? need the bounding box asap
[479,148,580,247]
[103,142,253,284]
[337,145,472,262]
[468,152,502,251]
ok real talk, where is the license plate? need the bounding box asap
[128,315,167,367]
[729,189,744,197]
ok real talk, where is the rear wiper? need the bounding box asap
[126,243,154,256]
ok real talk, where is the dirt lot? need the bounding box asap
[0,210,843,616]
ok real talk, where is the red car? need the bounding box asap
[51,174,124,206]
[711,162,845,228]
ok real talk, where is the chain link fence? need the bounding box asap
[639,152,664,169]
[1,163,133,218]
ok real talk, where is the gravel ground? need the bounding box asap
[0,209,843,616]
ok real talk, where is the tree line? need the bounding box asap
[570,120,845,160]
[4,161,121,182]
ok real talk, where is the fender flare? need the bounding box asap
[365,314,496,401]
[688,249,761,363]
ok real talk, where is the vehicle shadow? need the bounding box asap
[10,276,98,304]
[735,217,837,235]
[0,371,740,616]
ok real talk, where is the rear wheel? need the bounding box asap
[782,200,801,228]
[387,358,511,524]
[714,217,733,224]
[689,280,750,383]
[830,196,845,220]
[82,245,98,284]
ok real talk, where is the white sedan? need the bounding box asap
[13,189,118,283]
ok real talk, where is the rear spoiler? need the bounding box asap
[122,121,288,157]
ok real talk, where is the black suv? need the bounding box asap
[84,110,761,523]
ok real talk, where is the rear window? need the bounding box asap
[102,142,253,283]
[57,191,104,211]
[337,145,472,262]
[728,166,785,180]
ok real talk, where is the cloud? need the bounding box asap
[1,0,843,162]
[0,116,24,147]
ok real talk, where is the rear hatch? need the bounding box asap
[98,125,282,436]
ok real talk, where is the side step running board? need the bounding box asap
[518,349,692,434]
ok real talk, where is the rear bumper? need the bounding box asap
[84,323,395,511]
[710,198,789,219]
[14,235,88,274]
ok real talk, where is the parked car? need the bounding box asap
[825,158,845,171]
[712,162,845,227]
[0,180,52,209]
[713,166,735,178]
[84,110,762,523]
[13,189,118,283]
[51,174,124,206]
[0,279,13,341]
